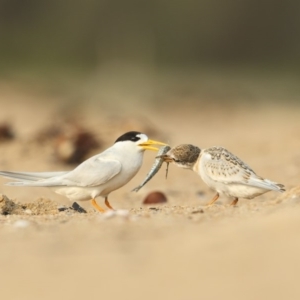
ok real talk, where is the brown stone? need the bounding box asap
[143,191,167,205]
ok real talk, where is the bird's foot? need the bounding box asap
[91,199,105,212]
[205,193,219,206]
[229,198,239,206]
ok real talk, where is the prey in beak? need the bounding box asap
[155,154,173,162]
[139,139,168,151]
[132,145,171,192]
[155,153,171,179]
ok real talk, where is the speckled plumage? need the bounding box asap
[163,145,285,206]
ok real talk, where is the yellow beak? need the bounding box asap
[139,139,168,151]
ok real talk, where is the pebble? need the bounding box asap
[101,209,130,220]
[143,191,167,205]
[13,220,31,228]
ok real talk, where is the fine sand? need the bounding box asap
[0,81,300,300]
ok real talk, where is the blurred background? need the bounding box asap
[0,0,300,107]
[1,3,300,300]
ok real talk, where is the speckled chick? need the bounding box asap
[161,144,285,206]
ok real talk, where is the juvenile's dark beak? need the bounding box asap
[156,154,173,163]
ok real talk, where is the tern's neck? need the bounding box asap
[176,163,193,170]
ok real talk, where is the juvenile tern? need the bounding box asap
[0,131,167,212]
[159,144,285,206]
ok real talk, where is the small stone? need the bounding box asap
[13,220,30,228]
[115,210,130,217]
[58,206,68,212]
[101,209,130,220]
[143,191,167,205]
[71,202,87,213]
[191,209,204,214]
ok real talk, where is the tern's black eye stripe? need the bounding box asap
[115,131,142,143]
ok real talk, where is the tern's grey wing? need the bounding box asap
[61,157,122,187]
[1,157,122,187]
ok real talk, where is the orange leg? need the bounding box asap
[230,197,239,206]
[91,199,105,212]
[206,193,219,206]
[105,197,114,210]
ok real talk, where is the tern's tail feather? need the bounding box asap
[0,171,68,186]
[263,179,285,192]
[275,183,285,192]
[248,177,285,192]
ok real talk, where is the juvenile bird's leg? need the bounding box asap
[105,197,114,210]
[91,199,105,212]
[206,193,219,206]
[230,197,239,206]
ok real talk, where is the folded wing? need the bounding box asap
[201,147,284,192]
[0,157,122,188]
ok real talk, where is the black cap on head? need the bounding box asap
[114,131,142,143]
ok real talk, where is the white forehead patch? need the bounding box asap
[137,133,148,143]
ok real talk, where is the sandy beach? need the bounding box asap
[0,80,299,300]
